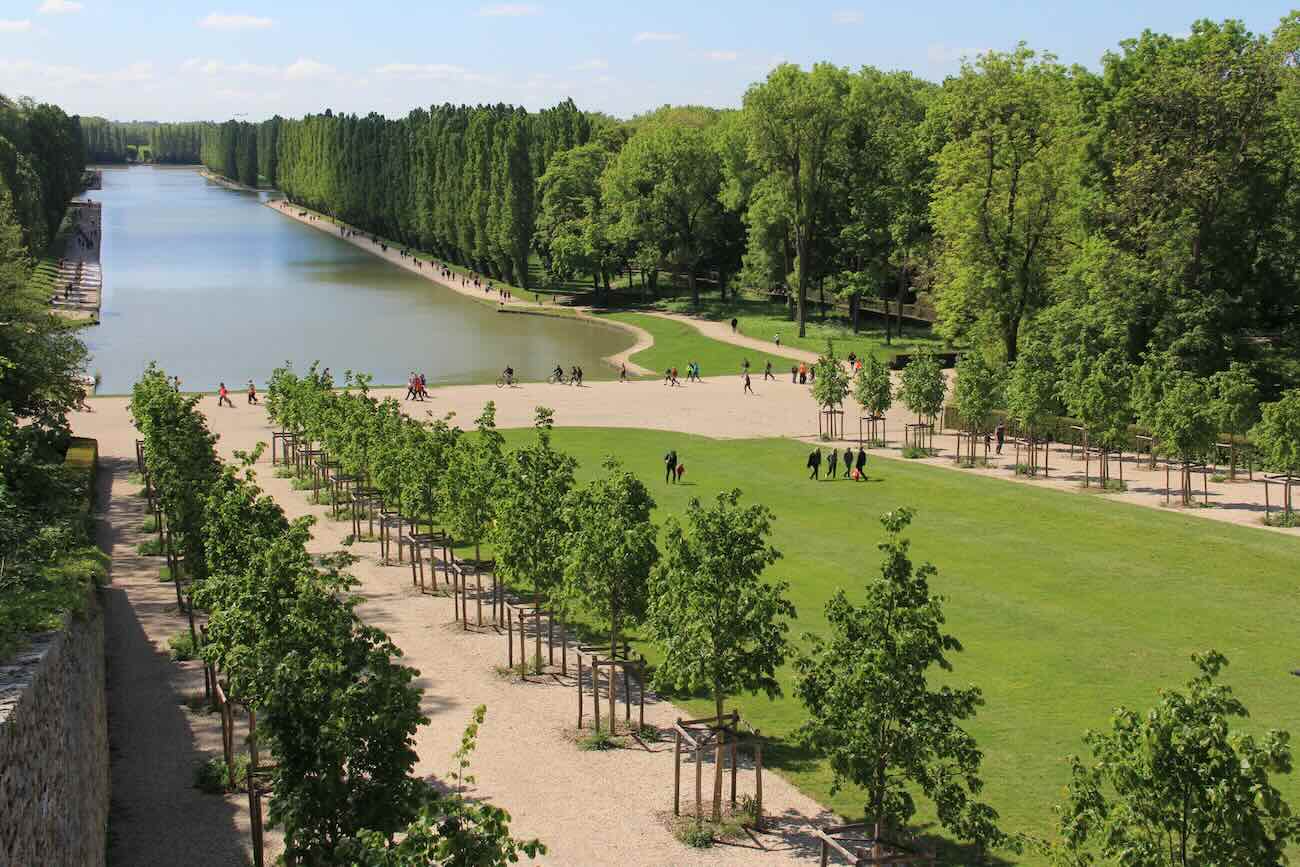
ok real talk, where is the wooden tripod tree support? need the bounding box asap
[206,654,267,867]
[818,406,846,441]
[1012,435,1052,478]
[815,822,938,866]
[1163,459,1210,507]
[1262,473,1300,522]
[505,601,569,677]
[449,557,498,630]
[407,529,451,595]
[671,711,765,830]
[859,414,886,447]
[576,643,646,735]
[953,430,989,467]
[903,420,934,453]
[270,430,298,466]
[349,486,384,541]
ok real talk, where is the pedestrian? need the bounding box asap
[664,368,673,386]
[807,447,822,480]
[848,351,857,368]
[799,363,807,385]
[671,367,680,386]
[217,382,234,408]
[620,362,628,383]
[826,447,838,479]
[173,375,181,392]
[809,364,816,383]
[418,372,428,401]
[741,358,750,375]
[665,449,679,484]
[774,333,781,347]
[247,380,258,404]
[406,372,417,401]
[730,317,738,333]
[743,372,754,395]
[995,421,1006,455]
[855,446,867,481]
[791,365,798,384]
[764,360,774,381]
[675,463,685,483]
[844,446,854,479]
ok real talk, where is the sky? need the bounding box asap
[1,1,1296,122]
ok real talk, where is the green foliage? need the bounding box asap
[194,754,249,794]
[1005,335,1058,436]
[168,630,198,661]
[951,352,1004,434]
[811,339,851,410]
[1060,348,1131,451]
[1209,362,1260,439]
[576,728,619,752]
[1251,389,1300,476]
[674,819,714,848]
[899,347,946,422]
[1042,652,1300,866]
[1151,373,1216,462]
[80,117,207,164]
[795,508,1002,849]
[561,457,658,658]
[442,402,505,552]
[853,354,893,418]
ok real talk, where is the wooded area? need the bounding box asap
[80,118,207,164]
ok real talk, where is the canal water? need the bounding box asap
[86,166,631,393]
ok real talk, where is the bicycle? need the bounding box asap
[496,373,515,388]
[548,371,568,385]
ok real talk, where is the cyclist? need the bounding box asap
[502,365,515,385]
[552,363,565,383]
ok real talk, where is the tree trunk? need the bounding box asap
[850,293,860,333]
[713,691,725,823]
[895,262,906,343]
[609,606,618,733]
[687,268,699,308]
[796,236,808,338]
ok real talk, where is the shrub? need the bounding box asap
[168,630,198,661]
[576,728,618,751]
[194,755,249,794]
[137,537,163,556]
[674,819,714,849]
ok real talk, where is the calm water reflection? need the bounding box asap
[87,166,630,393]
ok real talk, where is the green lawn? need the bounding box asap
[658,294,953,362]
[473,427,1300,863]
[596,311,802,379]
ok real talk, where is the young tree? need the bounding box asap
[647,490,795,821]
[1059,349,1132,485]
[812,339,851,437]
[1251,389,1300,517]
[854,354,893,444]
[441,403,505,625]
[1208,362,1259,479]
[1151,373,1217,504]
[1004,336,1058,471]
[951,353,1004,464]
[561,457,658,724]
[1045,651,1300,867]
[795,508,1001,849]
[899,347,946,451]
[743,62,850,337]
[490,407,576,621]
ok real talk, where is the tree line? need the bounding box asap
[79,118,207,164]
[0,92,95,656]
[264,363,1300,861]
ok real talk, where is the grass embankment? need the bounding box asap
[0,437,107,661]
[596,311,794,379]
[438,427,1300,862]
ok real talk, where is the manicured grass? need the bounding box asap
[659,295,952,362]
[596,311,799,380]
[480,427,1300,862]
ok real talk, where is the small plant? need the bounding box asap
[633,723,661,742]
[529,653,546,676]
[168,630,198,661]
[901,446,932,459]
[1014,463,1035,476]
[194,755,249,794]
[183,692,215,714]
[137,537,163,556]
[142,514,158,533]
[127,471,145,486]
[1263,511,1299,528]
[159,565,172,582]
[673,818,714,849]
[273,467,295,479]
[1102,479,1127,493]
[1210,473,1228,483]
[577,727,619,751]
[493,662,529,681]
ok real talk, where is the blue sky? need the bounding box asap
[1,1,1296,121]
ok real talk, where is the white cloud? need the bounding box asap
[634,31,681,43]
[284,58,335,81]
[831,9,864,24]
[0,19,32,32]
[0,59,153,86]
[374,62,485,83]
[570,58,608,72]
[477,3,541,15]
[182,58,279,78]
[39,0,84,14]
[198,12,273,31]
[704,50,738,62]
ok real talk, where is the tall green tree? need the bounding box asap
[647,490,794,821]
[795,508,1002,849]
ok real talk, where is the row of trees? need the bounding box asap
[0,92,92,656]
[198,120,265,187]
[265,363,1300,860]
[130,364,542,866]
[79,118,207,164]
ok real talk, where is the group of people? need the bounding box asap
[793,363,817,384]
[664,362,703,385]
[406,371,430,401]
[664,449,686,483]
[807,445,870,481]
[215,380,259,408]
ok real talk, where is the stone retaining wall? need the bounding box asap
[0,592,108,866]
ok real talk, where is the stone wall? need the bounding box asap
[0,592,108,867]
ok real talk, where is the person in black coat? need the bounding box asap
[807,448,822,480]
[843,447,854,478]
[826,447,839,479]
[665,450,678,483]
[856,446,868,480]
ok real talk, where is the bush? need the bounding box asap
[0,547,108,661]
[902,446,933,459]
[1263,511,1299,528]
[673,819,714,849]
[576,728,619,751]
[137,536,163,556]
[194,755,249,794]
[168,630,198,661]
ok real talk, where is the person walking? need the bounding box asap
[807,447,822,480]
[764,360,775,381]
[418,372,427,401]
[730,317,738,333]
[620,362,628,382]
[247,380,258,404]
[774,333,781,348]
[743,372,754,395]
[855,446,868,481]
[995,421,1006,455]
[665,449,679,484]
[843,446,854,479]
[826,447,838,480]
[405,372,417,401]
[217,382,234,408]
[791,365,798,384]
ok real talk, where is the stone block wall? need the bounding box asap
[0,592,108,867]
